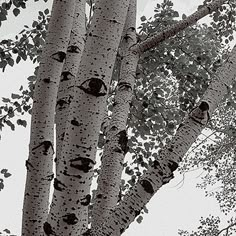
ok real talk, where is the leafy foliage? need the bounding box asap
[0,169,12,192]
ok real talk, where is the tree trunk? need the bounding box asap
[22,1,75,235]
[91,0,138,230]
[44,0,130,234]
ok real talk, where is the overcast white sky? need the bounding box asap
[0,0,230,235]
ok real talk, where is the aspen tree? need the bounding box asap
[45,0,130,234]
[91,0,139,229]
[22,0,76,235]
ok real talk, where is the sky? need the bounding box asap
[0,0,231,235]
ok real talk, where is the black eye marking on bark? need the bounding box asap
[61,71,73,82]
[62,213,78,225]
[82,229,91,236]
[162,173,174,185]
[43,222,56,236]
[67,45,80,53]
[32,140,54,155]
[56,98,67,107]
[118,81,132,90]
[78,78,107,97]
[54,178,66,191]
[118,130,129,154]
[43,78,51,83]
[81,194,91,206]
[51,51,66,62]
[189,101,210,125]
[167,160,178,172]
[43,174,54,181]
[71,118,82,126]
[140,179,154,194]
[25,160,34,171]
[63,170,82,179]
[70,157,95,173]
[134,209,141,217]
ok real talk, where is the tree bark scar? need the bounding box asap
[70,157,95,173]
[140,179,154,194]
[62,213,78,225]
[51,51,66,62]
[54,178,66,191]
[61,71,73,82]
[25,160,34,171]
[32,140,54,155]
[67,45,80,53]
[43,222,56,236]
[118,130,129,154]
[81,194,91,206]
[78,78,107,97]
[167,160,178,172]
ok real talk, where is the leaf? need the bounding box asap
[182,14,187,20]
[11,93,21,99]
[0,179,4,191]
[1,169,7,174]
[13,8,20,17]
[2,97,10,103]
[17,119,27,127]
[16,55,21,64]
[4,172,11,178]
[136,215,143,224]
[7,57,14,67]
[44,8,49,15]
[27,75,36,82]
[140,16,146,22]
[5,120,15,130]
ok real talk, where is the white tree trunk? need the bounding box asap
[93,44,236,236]
[55,0,86,165]
[21,0,76,235]
[131,0,227,54]
[45,0,86,234]
[45,0,130,235]
[91,0,138,230]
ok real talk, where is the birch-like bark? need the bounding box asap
[55,0,86,165]
[131,0,227,54]
[45,0,130,235]
[91,0,138,230]
[21,1,76,235]
[93,45,236,236]
[45,0,86,233]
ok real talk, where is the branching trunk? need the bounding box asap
[91,0,138,230]
[21,1,76,235]
[93,44,236,236]
[44,0,130,234]
[131,0,227,54]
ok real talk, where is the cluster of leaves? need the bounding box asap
[0,65,38,139]
[121,0,226,190]
[0,8,49,72]
[200,0,236,44]
[0,0,49,26]
[178,216,236,236]
[0,169,11,192]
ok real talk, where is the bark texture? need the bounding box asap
[22,0,76,235]
[91,0,138,230]
[46,0,130,235]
